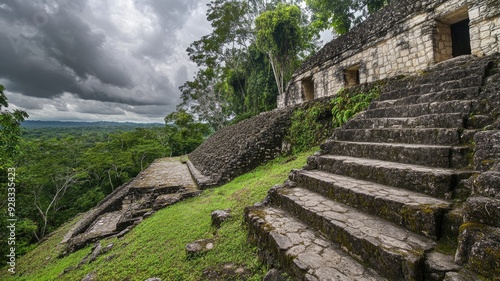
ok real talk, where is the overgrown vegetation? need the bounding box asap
[0,149,317,281]
[331,85,382,127]
[285,84,382,153]
[286,101,333,153]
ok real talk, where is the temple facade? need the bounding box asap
[279,0,500,108]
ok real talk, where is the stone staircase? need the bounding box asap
[245,56,496,280]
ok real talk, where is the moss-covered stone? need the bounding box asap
[455,223,500,279]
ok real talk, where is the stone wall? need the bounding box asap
[455,57,500,278]
[279,0,500,108]
[188,109,294,187]
[188,98,335,187]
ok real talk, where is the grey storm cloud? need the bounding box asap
[0,0,210,121]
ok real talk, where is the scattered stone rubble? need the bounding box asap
[211,209,231,228]
[185,238,215,257]
[201,263,251,281]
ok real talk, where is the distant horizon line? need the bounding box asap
[23,120,164,124]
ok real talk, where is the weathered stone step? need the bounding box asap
[331,127,475,145]
[245,206,386,281]
[363,100,477,119]
[269,187,436,280]
[320,140,471,168]
[314,155,472,198]
[291,170,451,239]
[373,87,480,109]
[380,74,484,101]
[343,113,467,129]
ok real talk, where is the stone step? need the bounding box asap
[343,113,467,129]
[269,187,436,280]
[291,170,451,239]
[320,140,471,168]
[373,87,480,109]
[363,100,477,119]
[245,206,386,281]
[314,155,472,199]
[331,127,475,145]
[380,74,483,101]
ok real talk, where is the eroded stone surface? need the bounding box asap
[65,158,199,253]
[281,187,434,250]
[244,39,500,281]
[246,206,386,280]
[85,211,123,237]
[129,158,197,191]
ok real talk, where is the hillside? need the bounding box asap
[0,150,316,281]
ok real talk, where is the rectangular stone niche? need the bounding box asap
[302,76,314,101]
[435,7,471,62]
[344,65,360,87]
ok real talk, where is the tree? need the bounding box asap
[164,110,211,156]
[180,1,319,127]
[305,0,389,35]
[187,0,253,69]
[32,168,87,239]
[255,3,306,96]
[0,84,29,167]
[0,84,29,258]
[16,137,89,239]
[179,68,230,131]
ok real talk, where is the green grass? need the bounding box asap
[1,148,317,281]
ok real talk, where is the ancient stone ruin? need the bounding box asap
[61,158,200,253]
[245,0,500,280]
[280,0,500,108]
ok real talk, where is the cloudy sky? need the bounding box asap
[0,0,212,123]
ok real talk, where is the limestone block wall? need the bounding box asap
[278,0,500,108]
[188,108,294,186]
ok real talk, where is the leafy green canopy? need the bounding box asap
[176,0,389,131]
[306,0,389,34]
[164,110,211,155]
[178,0,317,130]
[0,84,29,166]
[255,3,306,97]
[0,114,209,258]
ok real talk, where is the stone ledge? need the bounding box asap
[186,160,218,189]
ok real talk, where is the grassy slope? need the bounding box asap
[2,148,317,281]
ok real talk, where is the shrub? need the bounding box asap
[286,83,383,153]
[286,101,332,153]
[331,85,381,127]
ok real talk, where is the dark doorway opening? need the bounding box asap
[451,19,472,57]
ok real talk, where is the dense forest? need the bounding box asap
[1,88,210,257]
[0,0,389,261]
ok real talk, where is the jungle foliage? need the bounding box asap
[286,84,382,153]
[0,88,209,258]
[176,0,387,131]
